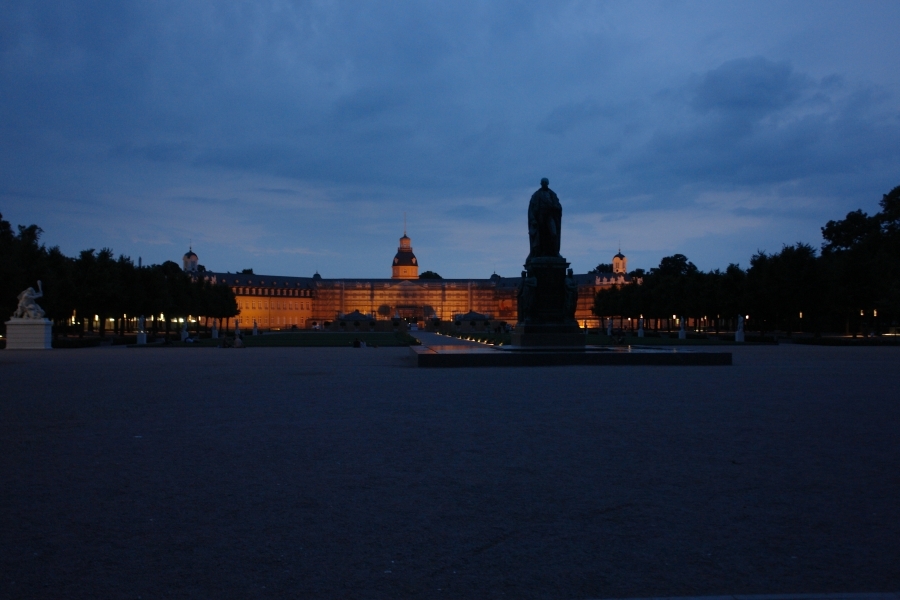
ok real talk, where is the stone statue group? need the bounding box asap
[5,280,52,350]
[12,280,45,320]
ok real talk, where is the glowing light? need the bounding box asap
[799,312,803,319]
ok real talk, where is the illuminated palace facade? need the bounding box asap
[187,232,634,329]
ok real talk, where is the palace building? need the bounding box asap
[188,231,635,330]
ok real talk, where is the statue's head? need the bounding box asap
[540,178,549,188]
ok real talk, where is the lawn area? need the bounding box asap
[169,331,419,348]
[588,334,737,346]
[446,332,511,345]
[150,330,768,349]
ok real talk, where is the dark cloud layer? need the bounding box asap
[1,1,899,276]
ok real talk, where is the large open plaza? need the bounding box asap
[2,343,898,598]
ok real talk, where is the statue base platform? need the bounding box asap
[4,318,52,350]
[514,255,584,347]
[511,323,586,348]
[521,256,571,323]
[136,332,147,345]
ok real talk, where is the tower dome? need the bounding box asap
[392,231,418,279]
[183,246,199,273]
[612,248,627,275]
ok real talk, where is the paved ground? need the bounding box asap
[1,344,898,599]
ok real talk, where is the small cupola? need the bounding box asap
[392,226,419,280]
[612,248,627,274]
[183,246,199,272]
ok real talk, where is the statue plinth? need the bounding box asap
[4,318,52,350]
[513,256,585,348]
[511,325,585,348]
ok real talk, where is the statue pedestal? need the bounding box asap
[136,332,147,345]
[4,318,52,350]
[514,256,585,348]
[512,323,585,347]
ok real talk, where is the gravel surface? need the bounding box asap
[1,344,898,599]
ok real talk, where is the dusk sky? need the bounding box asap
[2,1,899,278]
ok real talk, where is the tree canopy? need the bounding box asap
[589,263,613,274]
[593,185,900,335]
[0,213,237,337]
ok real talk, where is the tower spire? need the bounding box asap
[403,212,407,236]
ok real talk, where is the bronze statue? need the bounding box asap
[513,178,585,346]
[516,270,538,323]
[527,178,562,260]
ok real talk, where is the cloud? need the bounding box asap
[254,187,299,195]
[114,142,193,163]
[619,57,900,195]
[538,99,621,135]
[2,2,900,278]
[691,57,810,116]
[443,204,496,220]
[174,195,240,207]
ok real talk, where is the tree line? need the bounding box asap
[593,185,900,336]
[0,214,238,338]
